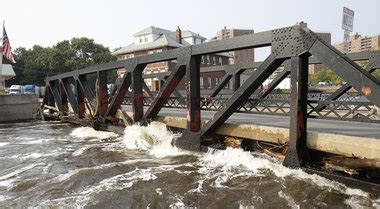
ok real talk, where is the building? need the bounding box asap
[333,33,380,53]
[113,26,230,90]
[209,27,255,64]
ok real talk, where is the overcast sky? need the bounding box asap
[1,0,379,60]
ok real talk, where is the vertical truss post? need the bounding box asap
[232,72,241,91]
[76,79,86,119]
[186,55,202,132]
[283,54,310,168]
[131,65,145,122]
[97,71,108,117]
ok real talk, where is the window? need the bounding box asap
[207,56,210,64]
[213,56,216,65]
[145,37,148,42]
[123,54,134,59]
[219,57,223,65]
[208,77,212,89]
[155,49,162,53]
[216,77,222,85]
[201,56,204,64]
[200,77,204,89]
[139,38,143,43]
[148,50,154,54]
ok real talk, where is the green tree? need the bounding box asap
[7,37,116,86]
[309,69,344,85]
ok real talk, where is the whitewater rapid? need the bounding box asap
[0,121,378,208]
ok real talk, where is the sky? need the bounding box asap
[1,0,380,60]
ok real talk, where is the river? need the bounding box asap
[0,120,378,208]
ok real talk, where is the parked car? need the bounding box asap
[9,85,24,94]
[24,85,39,94]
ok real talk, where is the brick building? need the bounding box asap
[333,33,380,53]
[209,27,255,65]
[113,26,230,90]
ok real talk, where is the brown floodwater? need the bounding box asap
[0,120,378,208]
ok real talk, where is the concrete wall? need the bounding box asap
[0,94,39,122]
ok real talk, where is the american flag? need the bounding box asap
[2,25,16,64]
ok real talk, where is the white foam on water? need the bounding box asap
[71,145,100,156]
[122,122,193,158]
[278,191,298,208]
[196,147,372,201]
[156,188,163,195]
[0,179,15,187]
[0,194,11,202]
[1,149,64,160]
[169,196,186,208]
[0,164,39,181]
[20,138,53,144]
[0,142,9,147]
[70,126,118,139]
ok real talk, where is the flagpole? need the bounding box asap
[0,20,4,93]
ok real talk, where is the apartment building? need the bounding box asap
[113,26,230,90]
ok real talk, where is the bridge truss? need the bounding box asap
[41,24,380,195]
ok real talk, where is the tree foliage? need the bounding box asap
[7,37,116,86]
[309,69,344,85]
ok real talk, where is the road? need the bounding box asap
[122,106,380,139]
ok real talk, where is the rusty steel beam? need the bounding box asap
[76,79,86,119]
[200,54,286,137]
[77,75,96,111]
[96,71,108,117]
[61,78,78,114]
[59,82,69,116]
[186,55,202,132]
[49,81,63,113]
[283,55,310,168]
[142,80,154,98]
[106,70,132,118]
[143,63,187,121]
[131,65,145,122]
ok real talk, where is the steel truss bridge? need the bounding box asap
[41,23,380,195]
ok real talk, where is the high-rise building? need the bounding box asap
[333,33,380,53]
[209,27,255,64]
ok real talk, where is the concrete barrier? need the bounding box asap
[145,114,380,159]
[0,94,39,122]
